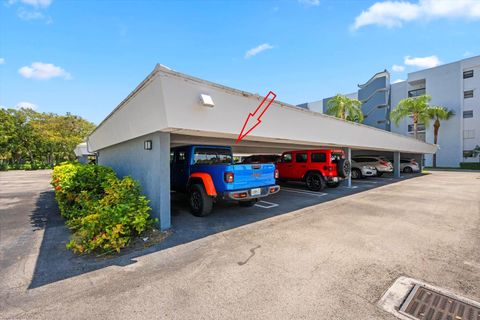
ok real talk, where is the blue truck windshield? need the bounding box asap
[193,148,233,165]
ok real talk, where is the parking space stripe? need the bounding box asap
[280,187,327,197]
[353,180,380,184]
[254,200,279,209]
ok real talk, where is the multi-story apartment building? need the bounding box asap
[302,55,480,167]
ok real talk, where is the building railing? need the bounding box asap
[408,88,426,97]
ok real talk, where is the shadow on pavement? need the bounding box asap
[29,173,424,289]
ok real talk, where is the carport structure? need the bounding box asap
[88,64,437,230]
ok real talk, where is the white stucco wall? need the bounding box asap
[88,73,168,152]
[461,57,480,162]
[389,56,480,167]
[89,65,436,155]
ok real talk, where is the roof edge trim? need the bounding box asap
[358,69,390,89]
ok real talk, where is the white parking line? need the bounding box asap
[353,180,380,184]
[280,187,327,197]
[254,200,279,209]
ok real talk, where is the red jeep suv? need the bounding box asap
[276,149,351,191]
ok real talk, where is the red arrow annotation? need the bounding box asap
[236,91,277,143]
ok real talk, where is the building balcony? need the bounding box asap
[408,88,426,97]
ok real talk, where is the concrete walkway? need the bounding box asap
[1,170,479,319]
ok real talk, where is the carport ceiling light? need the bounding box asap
[200,94,214,107]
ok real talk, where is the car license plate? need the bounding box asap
[251,188,261,196]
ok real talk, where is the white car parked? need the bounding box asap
[382,157,421,173]
[352,156,393,177]
[395,158,421,173]
[350,160,377,179]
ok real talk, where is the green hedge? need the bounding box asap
[0,162,55,171]
[52,162,156,254]
[459,162,480,170]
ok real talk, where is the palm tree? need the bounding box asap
[326,94,364,123]
[390,95,432,140]
[428,106,455,168]
[473,145,480,163]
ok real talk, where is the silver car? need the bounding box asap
[400,159,420,173]
[351,160,377,179]
[352,156,393,177]
[385,158,420,173]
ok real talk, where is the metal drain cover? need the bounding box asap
[378,277,480,320]
[400,285,480,320]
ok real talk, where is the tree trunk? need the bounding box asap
[433,119,440,168]
[413,113,418,140]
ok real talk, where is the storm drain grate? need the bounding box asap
[399,284,480,320]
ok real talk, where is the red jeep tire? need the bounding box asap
[305,172,326,191]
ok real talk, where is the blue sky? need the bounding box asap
[1,0,480,124]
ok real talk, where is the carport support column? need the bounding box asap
[346,147,352,187]
[157,132,171,230]
[394,151,401,178]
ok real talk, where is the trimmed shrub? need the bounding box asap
[52,162,156,254]
[459,162,480,170]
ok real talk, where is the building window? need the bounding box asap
[463,110,474,118]
[463,70,474,79]
[408,88,426,97]
[463,150,474,158]
[464,130,475,139]
[408,123,426,132]
[464,90,474,99]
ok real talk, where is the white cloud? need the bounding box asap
[0,58,5,65]
[392,79,405,84]
[8,0,53,8]
[298,0,320,6]
[404,55,441,68]
[244,43,274,59]
[463,51,474,57]
[7,0,53,22]
[18,62,71,80]
[15,101,38,110]
[392,64,405,72]
[353,0,480,30]
[22,0,52,7]
[17,8,45,20]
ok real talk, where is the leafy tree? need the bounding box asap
[428,106,455,168]
[326,94,364,123]
[391,95,432,140]
[0,107,95,168]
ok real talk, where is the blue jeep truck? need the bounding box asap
[170,145,280,216]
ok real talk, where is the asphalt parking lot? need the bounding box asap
[1,169,479,320]
[170,173,422,244]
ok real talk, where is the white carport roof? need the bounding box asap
[88,64,437,155]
